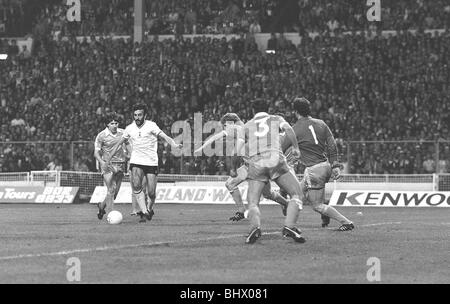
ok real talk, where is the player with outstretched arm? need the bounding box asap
[106,104,182,223]
[194,113,289,221]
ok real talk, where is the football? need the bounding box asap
[107,210,123,225]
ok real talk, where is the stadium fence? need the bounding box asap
[1,140,449,175]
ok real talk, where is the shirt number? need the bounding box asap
[309,125,318,144]
[254,117,270,137]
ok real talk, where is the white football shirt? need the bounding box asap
[123,120,162,166]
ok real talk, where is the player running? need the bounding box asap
[94,112,129,220]
[236,99,306,244]
[292,97,354,231]
[106,103,182,223]
[194,113,289,221]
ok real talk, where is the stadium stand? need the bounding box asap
[2,0,450,37]
[0,1,449,176]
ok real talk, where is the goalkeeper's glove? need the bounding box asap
[331,162,343,181]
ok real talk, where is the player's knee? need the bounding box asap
[313,203,329,214]
[131,180,142,191]
[107,187,116,196]
[225,179,238,193]
[289,195,303,210]
[247,205,260,216]
[148,191,156,200]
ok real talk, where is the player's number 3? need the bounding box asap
[309,125,319,144]
[254,117,270,137]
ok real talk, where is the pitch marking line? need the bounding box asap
[0,222,402,261]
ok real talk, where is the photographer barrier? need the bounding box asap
[330,191,450,207]
[0,186,79,204]
[89,184,273,205]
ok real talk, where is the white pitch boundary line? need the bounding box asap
[0,222,402,261]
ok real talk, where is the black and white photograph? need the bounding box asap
[0,0,449,287]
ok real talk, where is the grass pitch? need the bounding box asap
[0,203,448,284]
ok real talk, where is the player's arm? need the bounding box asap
[158,131,182,150]
[124,140,131,160]
[194,130,227,154]
[280,119,300,158]
[232,126,247,173]
[93,134,107,171]
[94,149,105,170]
[325,125,342,180]
[234,138,245,162]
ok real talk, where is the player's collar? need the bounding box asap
[105,127,119,136]
[254,112,268,118]
[135,120,147,129]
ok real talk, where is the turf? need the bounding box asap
[0,203,448,284]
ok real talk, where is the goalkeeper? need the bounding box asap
[289,97,354,231]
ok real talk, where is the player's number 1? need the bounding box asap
[309,125,318,144]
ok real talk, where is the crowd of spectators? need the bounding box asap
[2,1,450,38]
[1,26,449,174]
[296,0,450,35]
[0,0,25,37]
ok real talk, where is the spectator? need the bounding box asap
[248,18,261,34]
[267,32,277,51]
[158,150,173,174]
[184,8,197,34]
[423,153,436,174]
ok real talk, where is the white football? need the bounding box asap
[107,210,123,224]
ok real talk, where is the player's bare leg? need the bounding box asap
[129,168,138,215]
[108,179,117,211]
[245,179,265,244]
[114,172,124,200]
[131,167,150,222]
[231,189,246,213]
[261,183,288,216]
[274,171,305,243]
[225,176,246,221]
[145,173,158,220]
[130,169,139,215]
[281,177,328,226]
[107,171,123,211]
[307,187,354,230]
[98,171,114,220]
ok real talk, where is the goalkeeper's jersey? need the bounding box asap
[290,116,337,167]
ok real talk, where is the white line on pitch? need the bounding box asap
[0,222,402,261]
